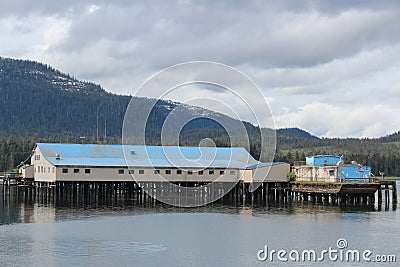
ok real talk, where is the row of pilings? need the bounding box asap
[2,181,291,207]
[2,180,398,210]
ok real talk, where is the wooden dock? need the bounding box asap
[290,180,397,209]
[2,179,397,209]
[377,180,398,209]
[2,180,290,207]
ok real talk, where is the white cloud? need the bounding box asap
[387,83,400,97]
[1,1,400,137]
[275,102,400,138]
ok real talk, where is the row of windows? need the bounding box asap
[36,166,54,173]
[150,169,235,175]
[59,168,236,176]
[62,168,91,174]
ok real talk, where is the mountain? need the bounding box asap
[1,57,399,176]
[381,131,400,143]
[278,128,317,140]
[0,57,127,137]
[0,57,251,140]
[0,57,313,142]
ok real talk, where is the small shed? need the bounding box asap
[20,165,34,179]
[338,165,371,182]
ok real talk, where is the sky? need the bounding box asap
[1,0,400,138]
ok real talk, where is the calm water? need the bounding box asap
[1,184,399,267]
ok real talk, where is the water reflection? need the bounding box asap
[1,183,397,226]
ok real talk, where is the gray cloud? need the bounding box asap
[1,0,400,137]
[0,0,87,16]
[51,1,400,70]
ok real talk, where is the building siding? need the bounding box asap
[31,147,56,182]
[30,143,289,183]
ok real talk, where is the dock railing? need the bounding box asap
[294,177,376,183]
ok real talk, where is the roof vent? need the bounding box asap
[130,150,136,156]
[55,153,61,160]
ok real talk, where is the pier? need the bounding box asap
[2,180,290,207]
[290,180,397,210]
[3,144,398,210]
[2,179,397,210]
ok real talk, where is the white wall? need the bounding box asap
[32,147,56,182]
[241,170,253,183]
[252,163,290,183]
[293,166,337,182]
[54,167,242,182]
[21,165,34,179]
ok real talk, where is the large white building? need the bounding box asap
[22,143,289,184]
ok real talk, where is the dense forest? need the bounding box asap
[1,57,399,176]
[2,131,400,177]
[0,57,257,139]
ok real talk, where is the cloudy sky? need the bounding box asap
[1,0,400,138]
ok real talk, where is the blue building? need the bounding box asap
[338,165,371,181]
[294,155,371,182]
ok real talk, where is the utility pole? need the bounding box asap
[104,117,107,143]
[96,107,99,143]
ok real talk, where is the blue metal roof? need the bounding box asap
[306,155,342,166]
[37,143,260,169]
[245,162,287,170]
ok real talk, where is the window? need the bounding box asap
[139,170,144,174]
[220,170,225,175]
[48,167,51,173]
[129,170,134,174]
[188,170,193,175]
[154,169,160,174]
[198,170,203,175]
[35,155,40,160]
[52,167,55,173]
[85,169,91,174]
[43,167,46,173]
[62,168,68,173]
[177,170,182,175]
[329,170,335,177]
[74,169,80,173]
[165,170,171,175]
[230,170,235,175]
[209,170,214,175]
[118,169,124,174]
